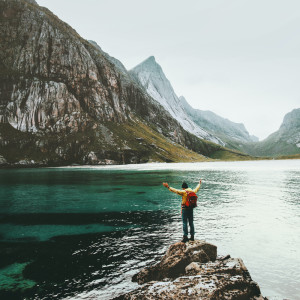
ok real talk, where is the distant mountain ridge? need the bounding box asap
[241,108,300,156]
[130,56,224,146]
[130,55,299,157]
[130,56,257,149]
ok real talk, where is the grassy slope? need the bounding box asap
[208,148,259,161]
[104,119,260,162]
[0,118,260,165]
[0,121,207,164]
[103,120,209,163]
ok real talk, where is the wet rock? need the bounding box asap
[132,240,217,284]
[119,240,267,300]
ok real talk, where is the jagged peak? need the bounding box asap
[143,56,156,63]
[131,55,163,73]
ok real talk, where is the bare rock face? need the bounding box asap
[118,240,266,300]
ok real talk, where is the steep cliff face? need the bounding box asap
[0,0,129,131]
[1,0,242,166]
[130,57,225,146]
[88,40,129,76]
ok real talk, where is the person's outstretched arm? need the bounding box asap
[193,179,202,193]
[162,182,185,196]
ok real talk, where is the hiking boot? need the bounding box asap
[181,235,189,243]
[190,235,194,241]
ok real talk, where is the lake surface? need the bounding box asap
[0,160,299,299]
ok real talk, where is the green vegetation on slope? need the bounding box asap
[0,119,262,167]
[208,148,258,161]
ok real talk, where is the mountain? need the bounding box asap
[241,108,300,157]
[129,56,299,158]
[0,0,251,166]
[130,56,258,151]
[130,57,224,146]
[178,96,259,145]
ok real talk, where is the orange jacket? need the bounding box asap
[168,183,201,206]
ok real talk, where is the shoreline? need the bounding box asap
[0,157,299,170]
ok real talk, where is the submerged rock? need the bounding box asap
[116,240,266,300]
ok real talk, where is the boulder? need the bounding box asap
[118,240,267,300]
[132,240,217,284]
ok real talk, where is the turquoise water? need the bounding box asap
[0,160,299,299]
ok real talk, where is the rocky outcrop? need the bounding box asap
[116,240,266,300]
[132,241,217,284]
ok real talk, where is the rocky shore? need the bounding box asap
[115,240,267,300]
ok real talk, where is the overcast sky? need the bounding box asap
[37,0,300,140]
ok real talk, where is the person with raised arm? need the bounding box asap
[163,180,202,243]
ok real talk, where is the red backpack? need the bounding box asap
[185,191,198,208]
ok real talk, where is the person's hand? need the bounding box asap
[163,182,169,188]
[199,179,202,184]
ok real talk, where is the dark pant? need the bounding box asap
[182,208,194,236]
